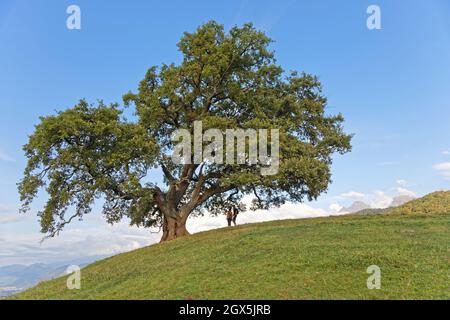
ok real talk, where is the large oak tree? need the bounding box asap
[19,21,352,242]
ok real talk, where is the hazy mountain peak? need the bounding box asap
[339,201,371,213]
[390,195,415,208]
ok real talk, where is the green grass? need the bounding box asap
[11,212,450,300]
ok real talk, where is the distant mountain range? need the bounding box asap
[339,195,416,214]
[0,256,104,297]
[390,195,416,207]
[339,201,370,213]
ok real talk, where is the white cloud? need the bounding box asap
[333,179,419,212]
[0,204,10,213]
[0,221,160,266]
[0,215,23,224]
[434,162,450,180]
[378,161,397,166]
[187,201,333,234]
[434,162,450,171]
[370,191,393,209]
[394,180,416,197]
[396,187,416,197]
[329,203,343,213]
[340,191,366,200]
[442,150,450,155]
[0,205,26,224]
[0,151,13,161]
[396,179,409,187]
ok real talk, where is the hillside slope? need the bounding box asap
[11,212,450,300]
[353,191,450,216]
[389,191,450,215]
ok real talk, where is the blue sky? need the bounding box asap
[1,0,450,265]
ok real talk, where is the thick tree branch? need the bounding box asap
[161,163,176,185]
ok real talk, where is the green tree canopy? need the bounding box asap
[19,21,352,241]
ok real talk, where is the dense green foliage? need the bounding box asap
[11,212,450,300]
[18,21,351,241]
[18,101,158,236]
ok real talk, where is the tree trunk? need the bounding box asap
[160,215,190,242]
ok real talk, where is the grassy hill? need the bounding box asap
[389,191,450,215]
[353,191,450,216]
[10,205,450,299]
[354,208,389,216]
